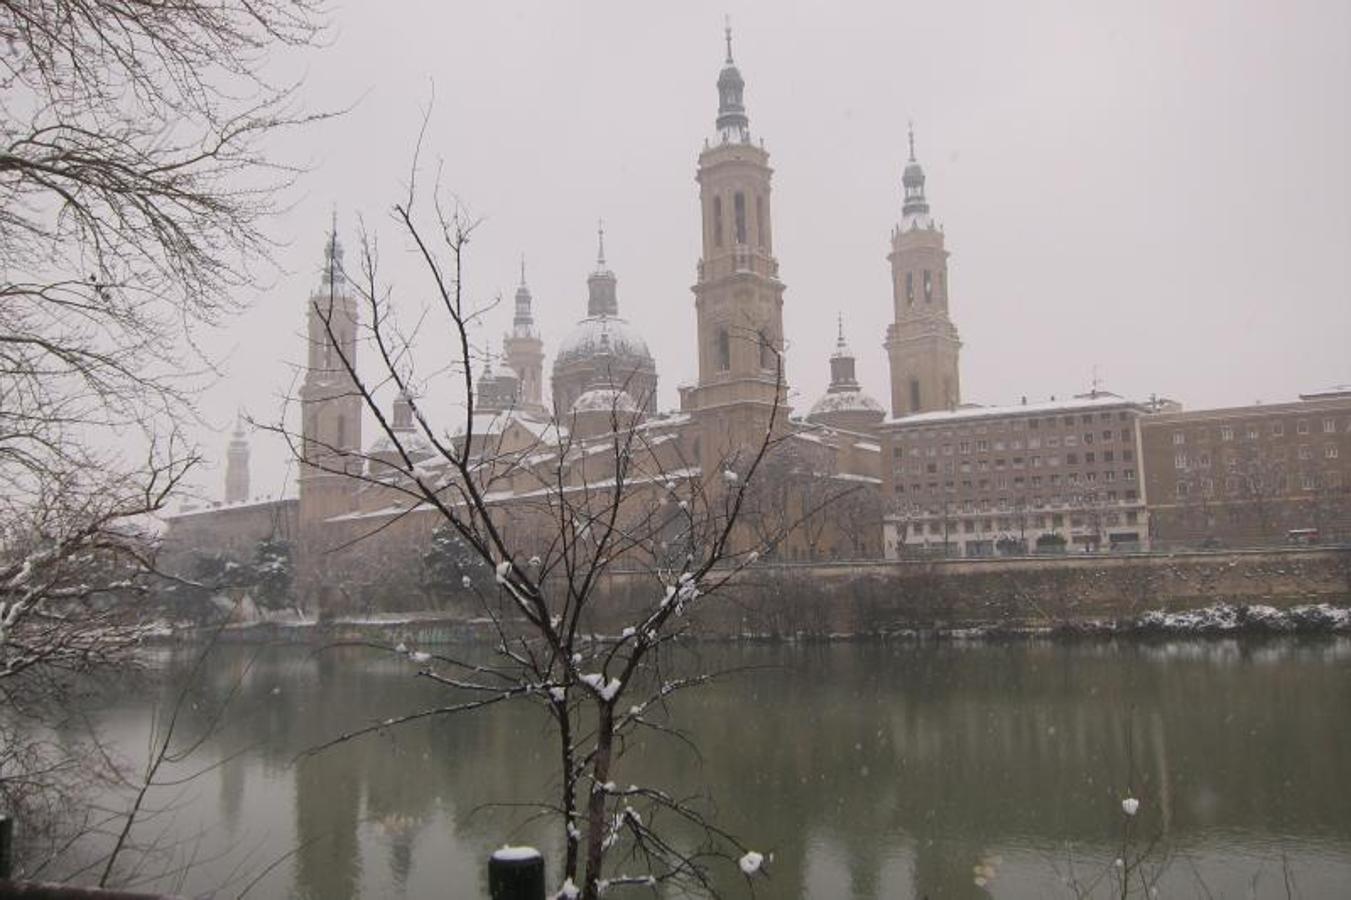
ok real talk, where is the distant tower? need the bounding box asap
[682,24,788,457]
[806,317,885,433]
[298,226,363,525]
[884,125,962,417]
[224,413,250,503]
[502,257,546,416]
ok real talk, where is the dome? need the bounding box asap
[555,315,654,370]
[370,430,435,459]
[572,387,638,415]
[808,389,884,419]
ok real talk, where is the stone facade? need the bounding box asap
[1141,388,1351,548]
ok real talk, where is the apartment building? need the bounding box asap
[880,392,1158,558]
[1140,387,1351,548]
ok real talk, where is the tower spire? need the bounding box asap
[519,253,526,287]
[901,123,931,225]
[715,22,750,143]
[596,218,606,267]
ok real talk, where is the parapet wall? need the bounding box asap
[587,548,1351,636]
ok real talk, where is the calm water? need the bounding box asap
[73,638,1351,898]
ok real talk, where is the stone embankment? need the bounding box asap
[199,547,1351,644]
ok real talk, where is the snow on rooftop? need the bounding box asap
[882,392,1142,427]
[167,495,297,519]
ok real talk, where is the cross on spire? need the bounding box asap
[908,120,916,162]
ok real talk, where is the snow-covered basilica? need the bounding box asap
[166,29,962,611]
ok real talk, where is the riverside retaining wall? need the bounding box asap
[207,547,1351,644]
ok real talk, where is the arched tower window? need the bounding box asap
[713,197,723,247]
[758,329,775,370]
[717,329,731,371]
[909,378,921,413]
[734,192,747,245]
[755,195,765,248]
[924,270,933,302]
[905,272,914,305]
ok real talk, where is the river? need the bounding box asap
[63,637,1351,898]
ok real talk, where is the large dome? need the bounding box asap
[809,389,884,419]
[555,315,653,369]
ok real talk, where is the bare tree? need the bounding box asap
[0,0,328,873]
[269,162,787,895]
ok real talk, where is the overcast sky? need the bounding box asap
[193,0,1351,503]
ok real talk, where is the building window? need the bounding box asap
[923,270,933,302]
[1298,445,1312,460]
[1271,422,1284,437]
[1246,425,1259,440]
[1297,420,1310,435]
[1328,472,1343,489]
[1302,474,1315,491]
[1221,426,1234,441]
[1326,445,1340,459]
[905,272,914,304]
[1104,451,1115,463]
[1066,453,1078,465]
[1324,418,1337,434]
[713,196,723,247]
[758,330,775,370]
[734,192,747,244]
[1124,470,1136,481]
[716,328,730,370]
[756,195,766,248]
[1085,452,1095,464]
[1173,431,1185,445]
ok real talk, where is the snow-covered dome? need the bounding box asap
[370,431,435,458]
[809,389,884,419]
[556,315,653,370]
[572,386,638,415]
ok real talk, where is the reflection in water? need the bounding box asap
[81,637,1351,898]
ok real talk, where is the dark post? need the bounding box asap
[488,846,544,900]
[0,814,13,879]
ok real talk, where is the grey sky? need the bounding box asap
[194,0,1351,503]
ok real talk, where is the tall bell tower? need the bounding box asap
[884,126,962,417]
[683,25,788,461]
[298,227,362,525]
[503,257,546,416]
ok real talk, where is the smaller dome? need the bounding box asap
[902,161,925,185]
[572,387,638,415]
[809,389,884,419]
[370,431,435,459]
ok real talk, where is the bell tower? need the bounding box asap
[683,25,788,461]
[502,256,546,416]
[884,126,962,417]
[298,226,362,525]
[224,413,250,504]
